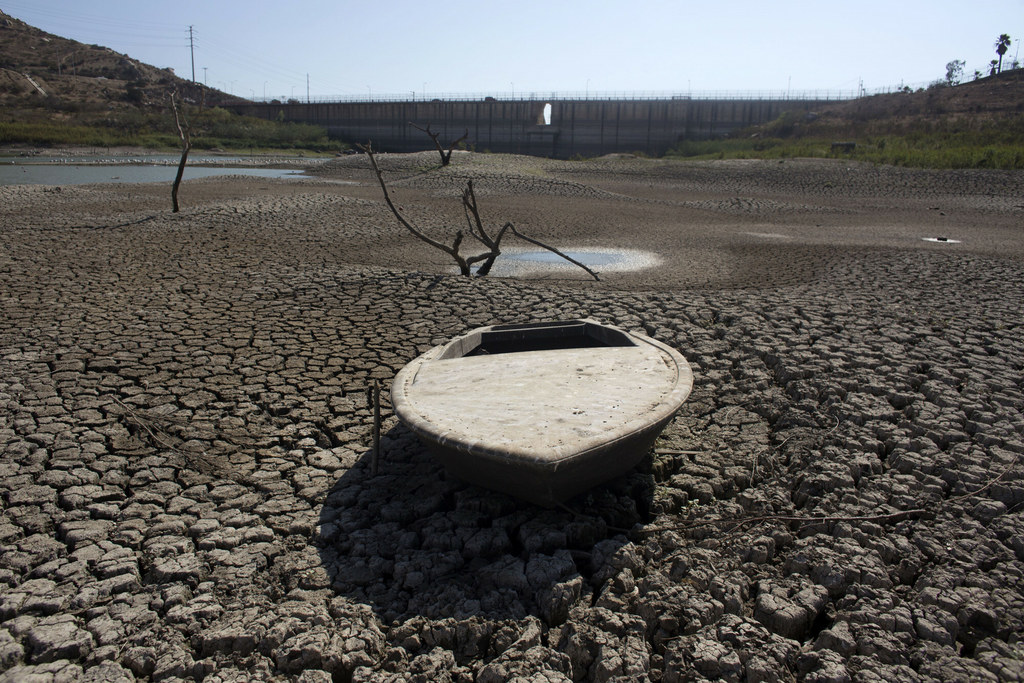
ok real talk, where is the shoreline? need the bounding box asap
[0,144,335,167]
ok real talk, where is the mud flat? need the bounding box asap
[1,154,1023,681]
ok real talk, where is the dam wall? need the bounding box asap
[229,97,827,158]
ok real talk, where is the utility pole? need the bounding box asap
[189,26,196,83]
[307,73,310,103]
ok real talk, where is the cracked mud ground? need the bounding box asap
[1,153,1023,681]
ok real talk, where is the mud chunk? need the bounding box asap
[477,645,572,683]
[555,608,648,681]
[146,553,206,587]
[25,613,93,663]
[78,661,135,682]
[0,628,24,669]
[797,648,852,683]
[662,614,799,682]
[753,579,829,641]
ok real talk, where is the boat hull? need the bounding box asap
[391,320,693,506]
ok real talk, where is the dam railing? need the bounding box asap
[251,83,928,105]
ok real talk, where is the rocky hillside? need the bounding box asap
[764,69,1024,139]
[0,9,238,111]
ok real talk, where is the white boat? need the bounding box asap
[391,320,694,506]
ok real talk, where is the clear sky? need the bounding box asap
[3,0,1021,101]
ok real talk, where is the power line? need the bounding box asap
[194,39,361,95]
[5,3,363,96]
[4,2,186,40]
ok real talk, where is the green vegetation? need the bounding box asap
[667,114,1024,170]
[0,104,345,154]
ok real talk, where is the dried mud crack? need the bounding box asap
[1,154,1023,681]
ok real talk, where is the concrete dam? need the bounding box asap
[229,97,829,158]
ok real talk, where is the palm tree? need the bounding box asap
[995,34,1012,73]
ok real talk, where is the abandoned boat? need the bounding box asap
[391,319,694,506]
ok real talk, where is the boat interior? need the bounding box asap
[438,320,637,359]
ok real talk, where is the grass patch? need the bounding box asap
[667,115,1024,170]
[0,121,141,147]
[0,105,346,154]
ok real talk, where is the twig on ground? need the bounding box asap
[71,215,159,230]
[110,396,235,476]
[946,451,1022,505]
[638,451,1024,537]
[635,507,931,536]
[371,380,381,476]
[360,142,472,275]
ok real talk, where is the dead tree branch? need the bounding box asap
[410,122,469,166]
[110,397,226,476]
[170,93,192,213]
[360,142,471,274]
[634,508,931,536]
[460,179,506,276]
[506,223,601,280]
[360,143,599,280]
[460,180,599,280]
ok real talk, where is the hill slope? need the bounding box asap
[0,11,343,153]
[0,9,238,111]
[779,69,1024,138]
[666,71,1024,168]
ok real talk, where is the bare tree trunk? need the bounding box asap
[410,122,468,166]
[170,93,191,213]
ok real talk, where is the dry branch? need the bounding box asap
[359,143,599,280]
[410,122,468,166]
[111,397,225,476]
[635,451,1024,537]
[360,142,471,274]
[504,222,601,281]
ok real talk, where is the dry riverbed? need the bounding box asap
[1,152,1023,681]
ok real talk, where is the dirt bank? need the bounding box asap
[1,154,1022,681]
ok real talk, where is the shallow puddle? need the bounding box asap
[505,250,630,266]
[484,247,662,277]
